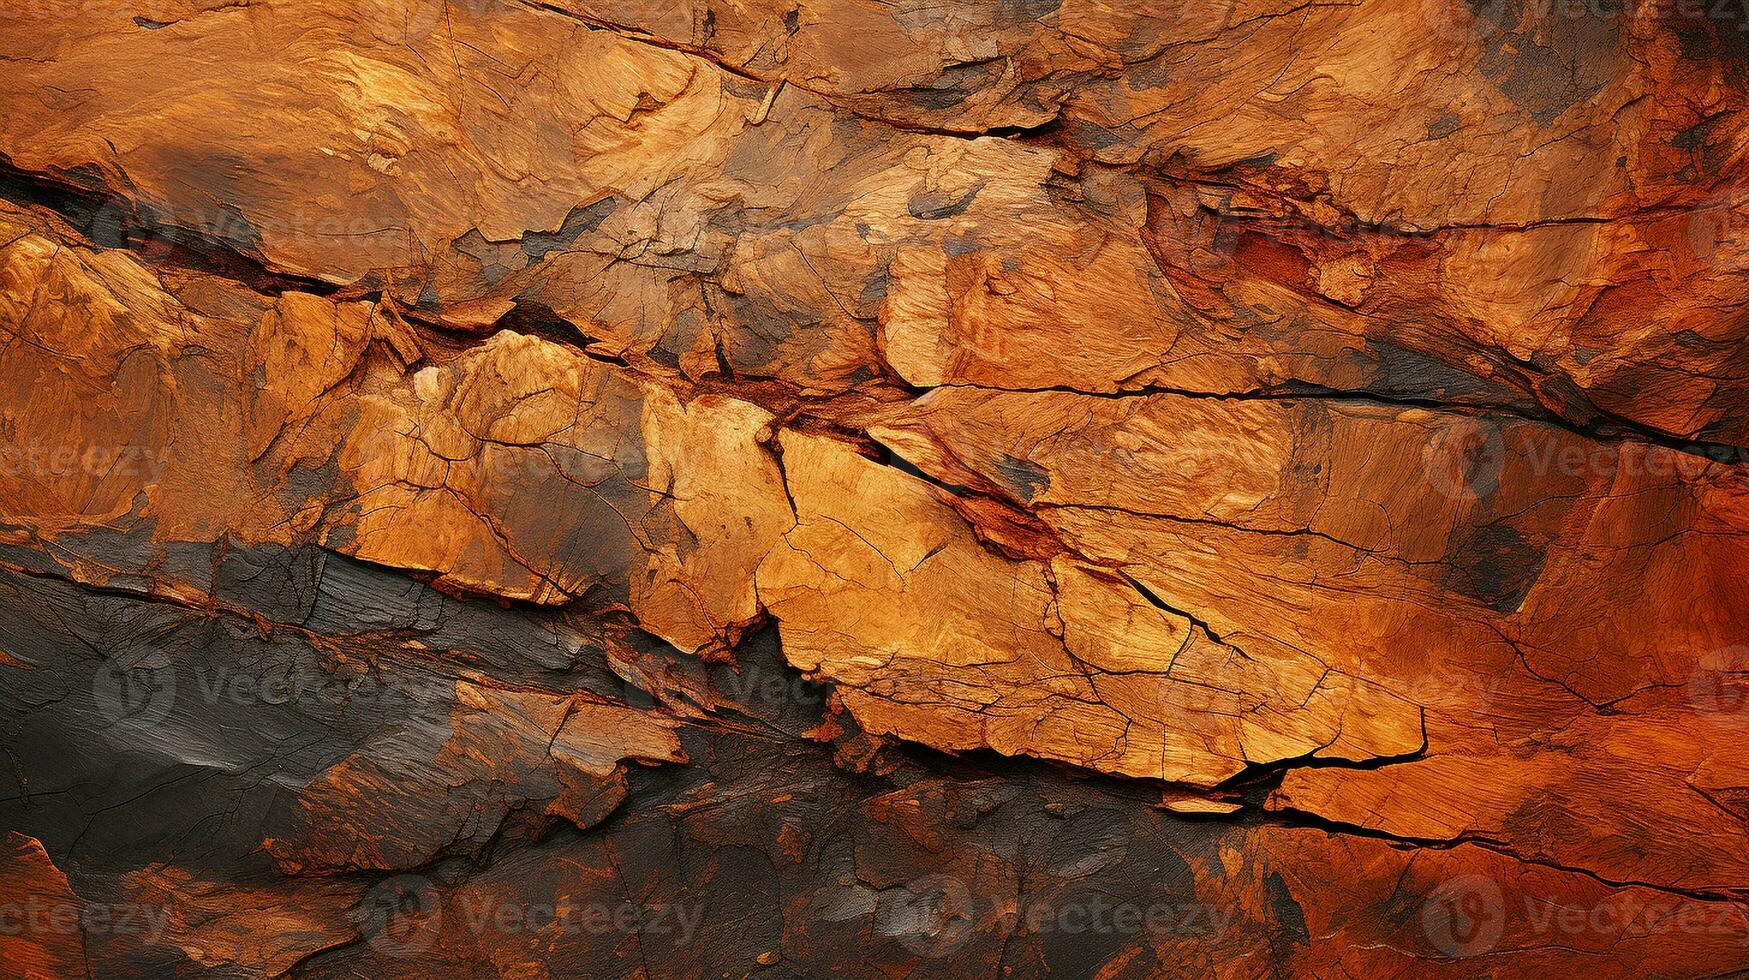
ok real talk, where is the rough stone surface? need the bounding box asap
[2,0,1748,975]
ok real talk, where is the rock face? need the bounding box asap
[1,0,1747,976]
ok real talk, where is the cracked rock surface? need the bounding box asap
[1,0,1748,975]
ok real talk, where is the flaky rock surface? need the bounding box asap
[1,0,1748,976]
